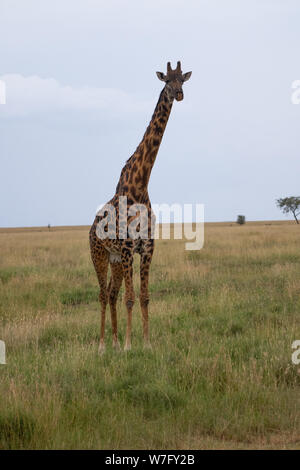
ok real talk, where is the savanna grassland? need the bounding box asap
[0,221,299,449]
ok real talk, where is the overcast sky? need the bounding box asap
[1,0,300,227]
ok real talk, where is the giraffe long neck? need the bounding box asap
[115,86,174,202]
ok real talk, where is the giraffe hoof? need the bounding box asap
[124,343,131,352]
[113,341,121,351]
[98,343,106,355]
[144,342,152,351]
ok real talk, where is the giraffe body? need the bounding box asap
[89,62,191,352]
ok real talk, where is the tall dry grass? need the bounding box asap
[0,221,299,449]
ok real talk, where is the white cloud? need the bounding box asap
[0,74,153,118]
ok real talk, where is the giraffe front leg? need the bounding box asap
[108,261,123,350]
[121,245,135,351]
[91,246,109,355]
[140,242,154,349]
[98,289,108,354]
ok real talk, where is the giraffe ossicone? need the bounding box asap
[89,61,192,352]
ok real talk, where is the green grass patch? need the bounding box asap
[60,287,98,305]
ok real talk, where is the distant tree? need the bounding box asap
[276,197,300,224]
[48,223,51,231]
[236,215,246,225]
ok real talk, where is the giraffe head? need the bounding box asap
[156,61,192,101]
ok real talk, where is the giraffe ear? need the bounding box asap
[182,71,192,82]
[156,72,167,82]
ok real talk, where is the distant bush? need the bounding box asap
[236,215,246,225]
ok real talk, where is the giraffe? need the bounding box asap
[89,61,192,353]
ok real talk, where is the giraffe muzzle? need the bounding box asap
[175,91,184,101]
